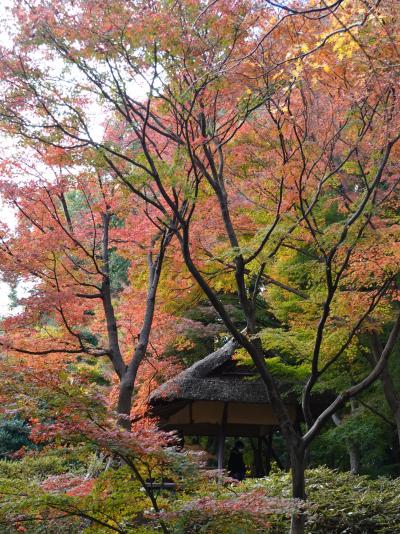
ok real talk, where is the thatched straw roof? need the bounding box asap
[149,339,333,437]
[149,339,282,406]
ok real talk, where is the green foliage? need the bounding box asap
[0,447,90,533]
[73,357,112,386]
[64,190,89,217]
[109,248,130,293]
[79,329,99,347]
[82,466,160,533]
[7,283,19,309]
[234,327,312,393]
[0,447,87,481]
[259,327,313,364]
[0,450,161,533]
[310,406,399,477]
[0,416,34,458]
[265,357,310,389]
[244,467,400,533]
[1,439,400,534]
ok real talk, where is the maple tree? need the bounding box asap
[0,150,182,423]
[0,1,400,533]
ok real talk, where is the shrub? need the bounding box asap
[244,466,400,533]
[167,487,297,533]
[0,416,33,458]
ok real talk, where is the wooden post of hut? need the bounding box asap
[217,402,228,470]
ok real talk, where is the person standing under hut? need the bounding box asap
[228,440,246,481]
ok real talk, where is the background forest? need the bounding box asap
[0,0,399,533]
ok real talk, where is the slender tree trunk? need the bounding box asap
[263,434,284,471]
[369,334,400,446]
[101,213,127,381]
[348,400,360,474]
[115,230,171,429]
[290,444,306,534]
[257,436,264,476]
[250,437,265,477]
[378,368,400,445]
[263,434,272,475]
[348,443,360,475]
[332,404,361,475]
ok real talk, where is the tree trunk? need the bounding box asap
[332,407,361,475]
[117,379,134,430]
[349,400,360,474]
[394,410,400,447]
[115,232,170,430]
[349,442,360,475]
[250,437,265,477]
[369,333,400,446]
[290,445,306,534]
[379,368,400,445]
[263,434,272,475]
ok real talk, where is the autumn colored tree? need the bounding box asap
[0,1,400,533]
[0,151,181,423]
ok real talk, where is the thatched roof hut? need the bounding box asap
[149,339,298,440]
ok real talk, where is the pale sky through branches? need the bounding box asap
[0,1,13,315]
[0,0,107,316]
[0,204,16,316]
[0,0,33,316]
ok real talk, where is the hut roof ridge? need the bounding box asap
[149,339,238,404]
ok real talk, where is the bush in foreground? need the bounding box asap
[0,451,399,533]
[243,466,400,533]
